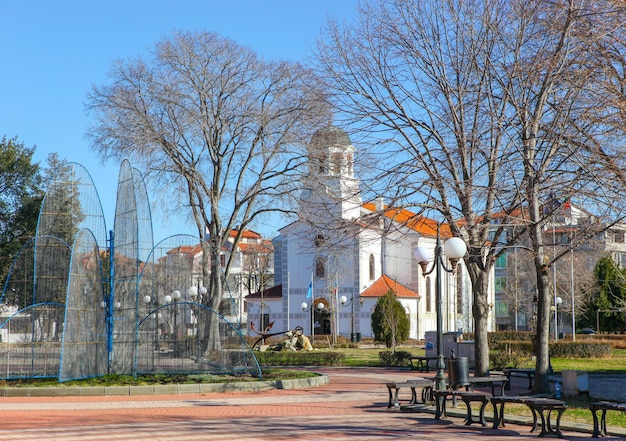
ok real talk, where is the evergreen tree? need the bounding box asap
[371,289,410,350]
[0,136,43,286]
[581,256,626,333]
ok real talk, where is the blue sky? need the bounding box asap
[1,0,358,242]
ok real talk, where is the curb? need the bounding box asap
[0,373,329,397]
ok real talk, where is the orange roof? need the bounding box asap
[360,274,420,299]
[362,202,452,238]
[229,229,261,239]
[238,241,273,254]
[167,244,203,256]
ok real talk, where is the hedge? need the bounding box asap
[495,340,612,358]
[253,351,346,366]
[378,350,413,367]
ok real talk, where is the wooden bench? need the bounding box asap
[385,379,433,408]
[409,356,437,372]
[589,401,626,437]
[491,396,567,438]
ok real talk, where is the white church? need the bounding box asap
[246,125,495,342]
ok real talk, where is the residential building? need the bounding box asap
[493,200,625,334]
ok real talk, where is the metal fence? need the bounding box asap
[0,160,259,382]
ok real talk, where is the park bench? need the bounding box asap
[431,389,491,426]
[491,396,567,438]
[502,368,535,390]
[409,356,437,372]
[589,401,626,438]
[385,378,433,408]
[466,375,508,396]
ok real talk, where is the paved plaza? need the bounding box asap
[0,367,624,440]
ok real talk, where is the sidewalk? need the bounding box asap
[0,367,623,440]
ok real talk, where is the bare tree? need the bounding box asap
[86,31,330,351]
[316,0,626,391]
[501,1,626,393]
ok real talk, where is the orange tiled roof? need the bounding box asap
[362,202,452,238]
[238,241,273,254]
[229,229,261,239]
[360,274,420,299]
[167,244,203,256]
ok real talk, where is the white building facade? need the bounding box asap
[247,126,494,341]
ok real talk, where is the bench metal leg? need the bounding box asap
[601,409,608,437]
[591,408,601,437]
[463,399,488,426]
[590,409,608,438]
[386,386,399,408]
[491,401,504,429]
[531,406,565,438]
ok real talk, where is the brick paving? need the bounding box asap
[0,367,623,440]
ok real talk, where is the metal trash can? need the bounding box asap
[447,356,470,388]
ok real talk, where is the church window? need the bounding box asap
[317,154,327,174]
[331,152,342,174]
[369,254,375,280]
[315,257,326,278]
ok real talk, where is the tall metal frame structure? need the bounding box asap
[0,160,259,381]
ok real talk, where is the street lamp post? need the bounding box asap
[413,224,467,408]
[340,295,363,343]
[554,296,563,340]
[301,301,325,343]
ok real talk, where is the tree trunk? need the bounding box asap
[469,266,490,376]
[534,258,552,394]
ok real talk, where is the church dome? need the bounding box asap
[309,125,351,148]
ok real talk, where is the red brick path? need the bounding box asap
[0,367,620,440]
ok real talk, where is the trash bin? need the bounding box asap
[447,356,470,388]
[356,332,361,342]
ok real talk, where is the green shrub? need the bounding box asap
[493,339,612,359]
[379,350,412,366]
[488,331,534,344]
[549,341,612,358]
[489,351,532,370]
[254,351,346,366]
[495,340,535,356]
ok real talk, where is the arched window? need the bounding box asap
[369,254,375,280]
[331,152,342,175]
[315,257,325,279]
[317,154,327,174]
